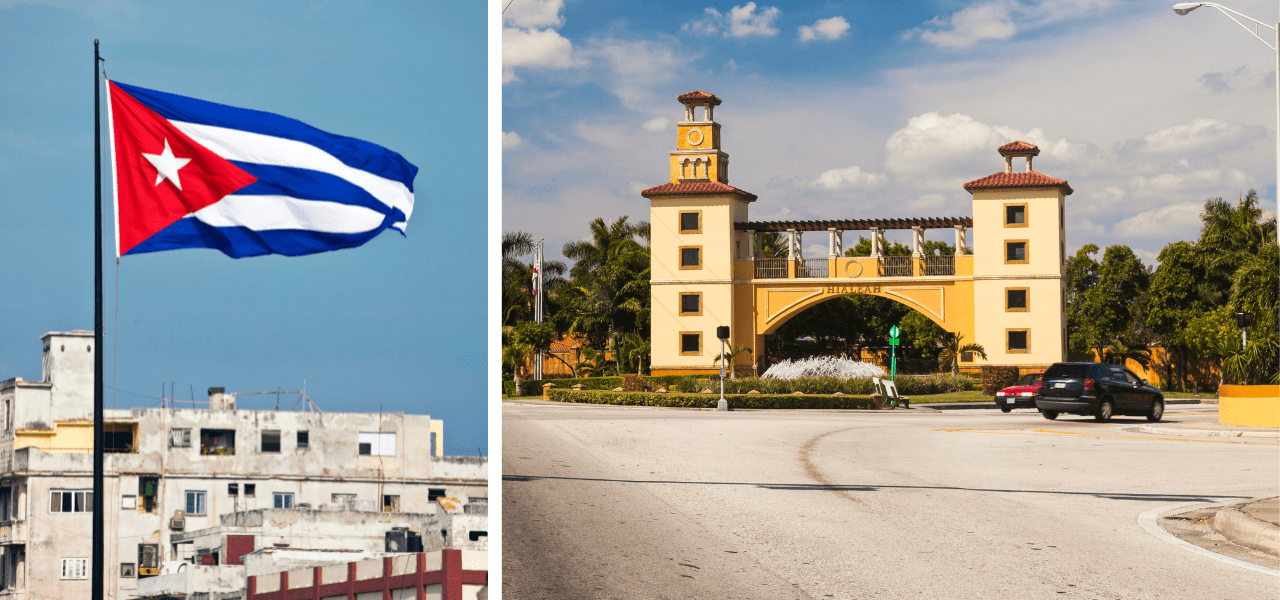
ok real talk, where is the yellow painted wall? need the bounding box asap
[14,420,135,453]
[1218,384,1280,427]
[651,283,736,371]
[971,188,1065,276]
[650,197,743,282]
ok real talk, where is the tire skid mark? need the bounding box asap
[799,427,864,504]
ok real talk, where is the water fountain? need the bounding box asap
[760,356,886,380]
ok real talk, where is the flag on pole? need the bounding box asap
[105,80,417,258]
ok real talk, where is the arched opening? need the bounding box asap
[759,292,952,375]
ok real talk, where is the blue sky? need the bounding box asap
[503,0,1280,265]
[0,1,487,455]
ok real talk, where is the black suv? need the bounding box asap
[1034,362,1164,422]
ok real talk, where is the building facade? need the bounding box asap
[0,331,486,599]
[643,91,1069,376]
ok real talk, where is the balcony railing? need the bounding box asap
[754,258,788,279]
[796,258,828,278]
[882,256,913,277]
[923,255,955,276]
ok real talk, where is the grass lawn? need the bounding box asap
[901,390,991,403]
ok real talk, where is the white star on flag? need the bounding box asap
[142,139,191,191]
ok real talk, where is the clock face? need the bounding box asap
[686,129,704,147]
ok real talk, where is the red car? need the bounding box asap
[995,372,1043,412]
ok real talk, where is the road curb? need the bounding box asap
[1214,499,1280,556]
[1134,425,1280,439]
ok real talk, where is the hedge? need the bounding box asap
[506,373,978,398]
[545,388,877,410]
[980,366,1021,396]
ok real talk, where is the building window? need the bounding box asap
[679,292,702,316]
[383,495,400,512]
[60,558,88,580]
[50,490,91,513]
[1006,288,1029,312]
[105,423,135,453]
[169,428,191,448]
[680,332,702,356]
[200,429,236,455]
[428,488,447,502]
[1005,241,1029,264]
[185,491,206,516]
[228,483,239,496]
[679,246,702,270]
[273,493,294,509]
[260,430,281,453]
[244,484,256,498]
[139,475,158,514]
[358,432,395,456]
[120,563,136,578]
[138,544,159,574]
[679,211,701,234]
[297,431,309,450]
[1005,204,1027,227]
[469,531,488,542]
[1007,329,1030,353]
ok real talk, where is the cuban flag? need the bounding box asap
[105,80,417,258]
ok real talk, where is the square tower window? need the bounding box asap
[1006,288,1029,311]
[1007,329,1030,353]
[679,211,701,234]
[1005,204,1027,226]
[679,293,702,315]
[680,332,702,355]
[1005,241,1029,264]
[680,246,702,269]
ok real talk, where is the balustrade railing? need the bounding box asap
[797,258,828,278]
[754,258,788,279]
[923,255,955,276]
[882,256,913,277]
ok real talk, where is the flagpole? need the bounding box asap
[93,39,106,600]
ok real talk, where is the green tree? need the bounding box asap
[1144,241,1206,390]
[1065,244,1148,360]
[899,310,946,364]
[845,236,912,257]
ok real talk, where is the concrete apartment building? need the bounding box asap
[0,330,487,599]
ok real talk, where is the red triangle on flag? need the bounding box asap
[107,81,257,256]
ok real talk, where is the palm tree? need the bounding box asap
[1104,338,1151,369]
[712,343,754,378]
[937,333,987,375]
[563,216,647,280]
[620,332,651,374]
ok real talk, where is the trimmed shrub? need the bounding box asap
[545,388,877,410]
[508,373,978,398]
[980,366,1021,396]
[621,374,647,392]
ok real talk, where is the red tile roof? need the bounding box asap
[677,90,723,105]
[998,141,1040,156]
[963,171,1073,195]
[641,181,757,201]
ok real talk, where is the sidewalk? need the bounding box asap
[1215,497,1280,556]
[1133,419,1280,439]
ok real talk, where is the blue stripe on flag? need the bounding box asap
[230,162,393,216]
[126,212,406,259]
[113,81,418,192]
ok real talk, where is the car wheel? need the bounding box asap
[1042,410,1058,420]
[1000,406,1013,413]
[1094,398,1113,422]
[1147,398,1164,422]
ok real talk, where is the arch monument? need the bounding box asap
[642,91,1071,376]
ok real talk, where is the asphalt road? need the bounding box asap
[502,401,1279,600]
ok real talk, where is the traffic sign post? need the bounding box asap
[889,325,900,381]
[716,326,730,411]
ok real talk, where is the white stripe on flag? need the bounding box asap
[172,121,415,225]
[193,195,388,234]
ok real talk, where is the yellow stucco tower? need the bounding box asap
[642,91,757,375]
[963,141,1070,367]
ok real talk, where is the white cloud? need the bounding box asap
[908,194,948,210]
[884,112,1015,176]
[905,0,1115,49]
[1128,167,1254,199]
[725,59,739,73]
[912,3,1016,49]
[683,3,780,38]
[1118,118,1267,156]
[502,0,565,29]
[582,37,693,112]
[811,165,887,190]
[642,117,671,132]
[502,26,577,83]
[503,131,524,150]
[799,16,850,43]
[1110,202,1203,239]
